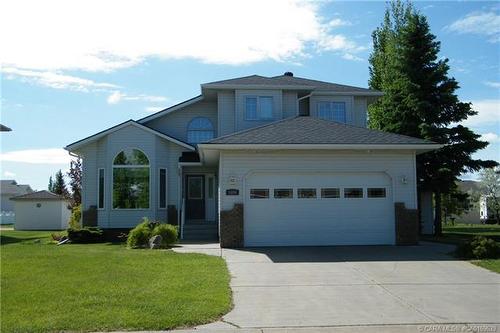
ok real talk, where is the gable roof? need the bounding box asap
[201,74,382,95]
[1,180,33,196]
[204,116,437,147]
[65,120,195,152]
[137,95,204,124]
[10,190,66,201]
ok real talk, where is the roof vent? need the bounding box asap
[284,71,294,77]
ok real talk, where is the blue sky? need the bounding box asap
[1,0,499,190]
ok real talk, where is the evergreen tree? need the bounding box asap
[67,158,82,206]
[52,170,69,197]
[48,176,54,192]
[368,0,497,235]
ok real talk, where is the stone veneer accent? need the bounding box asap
[395,202,419,245]
[220,203,244,248]
[82,205,97,227]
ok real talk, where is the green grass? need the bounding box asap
[1,230,231,333]
[424,223,500,274]
[472,259,500,273]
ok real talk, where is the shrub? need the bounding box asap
[456,236,500,259]
[127,217,177,248]
[127,219,153,248]
[152,224,178,247]
[68,204,82,229]
[67,226,104,243]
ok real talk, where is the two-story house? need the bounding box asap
[65,73,440,247]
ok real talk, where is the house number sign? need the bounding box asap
[226,189,239,196]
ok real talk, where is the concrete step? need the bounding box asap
[184,224,218,230]
[183,234,219,241]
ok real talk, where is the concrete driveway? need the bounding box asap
[174,242,500,330]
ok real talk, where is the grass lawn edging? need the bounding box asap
[422,223,500,274]
[1,230,232,333]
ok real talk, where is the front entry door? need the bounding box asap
[186,175,205,220]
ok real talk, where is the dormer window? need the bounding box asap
[245,96,274,120]
[187,117,214,144]
[318,102,346,123]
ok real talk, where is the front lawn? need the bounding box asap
[1,230,231,333]
[425,223,500,274]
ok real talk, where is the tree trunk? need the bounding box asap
[434,192,443,236]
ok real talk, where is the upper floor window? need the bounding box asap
[187,117,214,144]
[245,96,274,120]
[318,101,346,123]
[113,149,150,209]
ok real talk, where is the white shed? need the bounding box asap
[11,191,71,230]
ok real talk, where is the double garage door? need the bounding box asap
[244,172,395,247]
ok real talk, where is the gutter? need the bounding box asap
[198,143,443,151]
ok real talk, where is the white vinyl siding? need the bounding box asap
[353,97,368,127]
[13,200,71,230]
[80,124,185,228]
[218,91,236,136]
[219,150,417,246]
[282,91,299,118]
[143,100,217,142]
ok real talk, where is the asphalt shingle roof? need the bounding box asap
[1,180,33,195]
[203,74,379,93]
[10,190,66,201]
[207,116,434,145]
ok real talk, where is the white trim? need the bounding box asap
[138,95,204,123]
[178,162,203,167]
[97,168,105,210]
[65,120,195,151]
[158,167,168,210]
[199,143,443,151]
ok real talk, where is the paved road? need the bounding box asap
[174,242,500,330]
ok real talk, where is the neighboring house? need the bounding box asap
[454,180,488,223]
[65,73,440,247]
[0,180,33,224]
[10,191,71,230]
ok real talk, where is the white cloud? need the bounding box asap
[3,171,16,177]
[107,91,167,105]
[1,67,119,92]
[461,99,500,127]
[484,81,500,89]
[328,18,352,28]
[0,148,72,164]
[318,34,367,54]
[447,11,500,43]
[0,0,364,71]
[480,132,500,143]
[342,53,364,62]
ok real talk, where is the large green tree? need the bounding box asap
[368,1,497,235]
[67,158,82,206]
[52,170,69,197]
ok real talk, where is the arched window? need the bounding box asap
[187,117,214,144]
[112,148,150,209]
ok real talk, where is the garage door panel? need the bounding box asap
[244,172,394,246]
